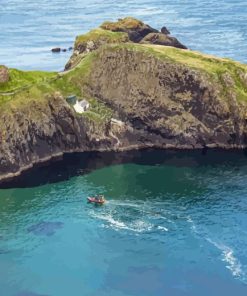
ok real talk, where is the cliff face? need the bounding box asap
[84,45,247,149]
[1,18,247,184]
[0,91,116,181]
[65,17,187,70]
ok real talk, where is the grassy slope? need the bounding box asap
[104,43,247,102]
[0,51,112,121]
[1,42,247,117]
[75,28,129,48]
[100,17,144,31]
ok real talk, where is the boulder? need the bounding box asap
[65,17,187,70]
[0,66,9,83]
[161,26,170,35]
[51,47,61,53]
[140,33,187,49]
[101,17,158,42]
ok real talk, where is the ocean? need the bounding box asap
[1,1,247,295]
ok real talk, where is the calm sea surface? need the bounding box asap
[1,0,247,70]
[1,150,247,296]
[1,1,247,296]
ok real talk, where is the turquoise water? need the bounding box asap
[1,150,247,295]
[1,0,247,295]
[1,0,247,70]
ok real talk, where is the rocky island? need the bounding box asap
[1,17,247,184]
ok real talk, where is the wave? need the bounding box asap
[157,226,169,232]
[92,213,127,230]
[132,6,165,16]
[206,237,245,280]
[91,212,153,233]
[187,216,247,283]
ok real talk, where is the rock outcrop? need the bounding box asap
[0,66,9,84]
[140,33,187,49]
[100,17,159,42]
[82,45,247,149]
[1,17,247,184]
[65,17,186,70]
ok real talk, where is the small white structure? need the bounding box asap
[73,99,90,113]
[111,118,125,127]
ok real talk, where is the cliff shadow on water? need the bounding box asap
[2,148,247,189]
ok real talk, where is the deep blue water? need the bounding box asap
[1,150,247,296]
[0,0,247,71]
[1,1,247,295]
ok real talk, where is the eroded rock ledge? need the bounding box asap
[65,17,187,70]
[1,17,247,185]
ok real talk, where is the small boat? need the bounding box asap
[87,195,105,204]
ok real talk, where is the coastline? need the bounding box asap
[1,17,247,186]
[1,143,247,187]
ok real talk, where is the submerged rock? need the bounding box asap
[27,221,64,236]
[0,249,10,254]
[51,47,61,53]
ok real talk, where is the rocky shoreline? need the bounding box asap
[2,143,247,187]
[1,17,247,186]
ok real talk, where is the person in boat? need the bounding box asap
[98,195,105,202]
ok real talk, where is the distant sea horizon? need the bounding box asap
[1,0,247,71]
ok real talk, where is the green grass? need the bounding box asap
[0,50,98,108]
[1,38,247,119]
[75,28,129,48]
[0,69,56,93]
[100,17,143,31]
[103,43,247,102]
[83,97,113,122]
[141,44,247,102]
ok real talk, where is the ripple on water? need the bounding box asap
[187,215,247,284]
[1,0,247,70]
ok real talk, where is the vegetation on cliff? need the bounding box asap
[105,43,247,102]
[75,28,129,48]
[1,17,247,183]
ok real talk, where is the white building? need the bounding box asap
[73,99,90,113]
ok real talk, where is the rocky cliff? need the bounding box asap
[1,17,247,184]
[65,17,186,70]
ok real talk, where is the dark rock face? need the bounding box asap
[0,91,114,183]
[161,26,170,35]
[0,93,86,177]
[1,46,247,184]
[65,17,186,70]
[51,47,72,53]
[65,32,129,70]
[100,17,158,42]
[84,47,247,149]
[51,47,61,53]
[140,33,187,49]
[1,18,247,184]
[0,66,9,83]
